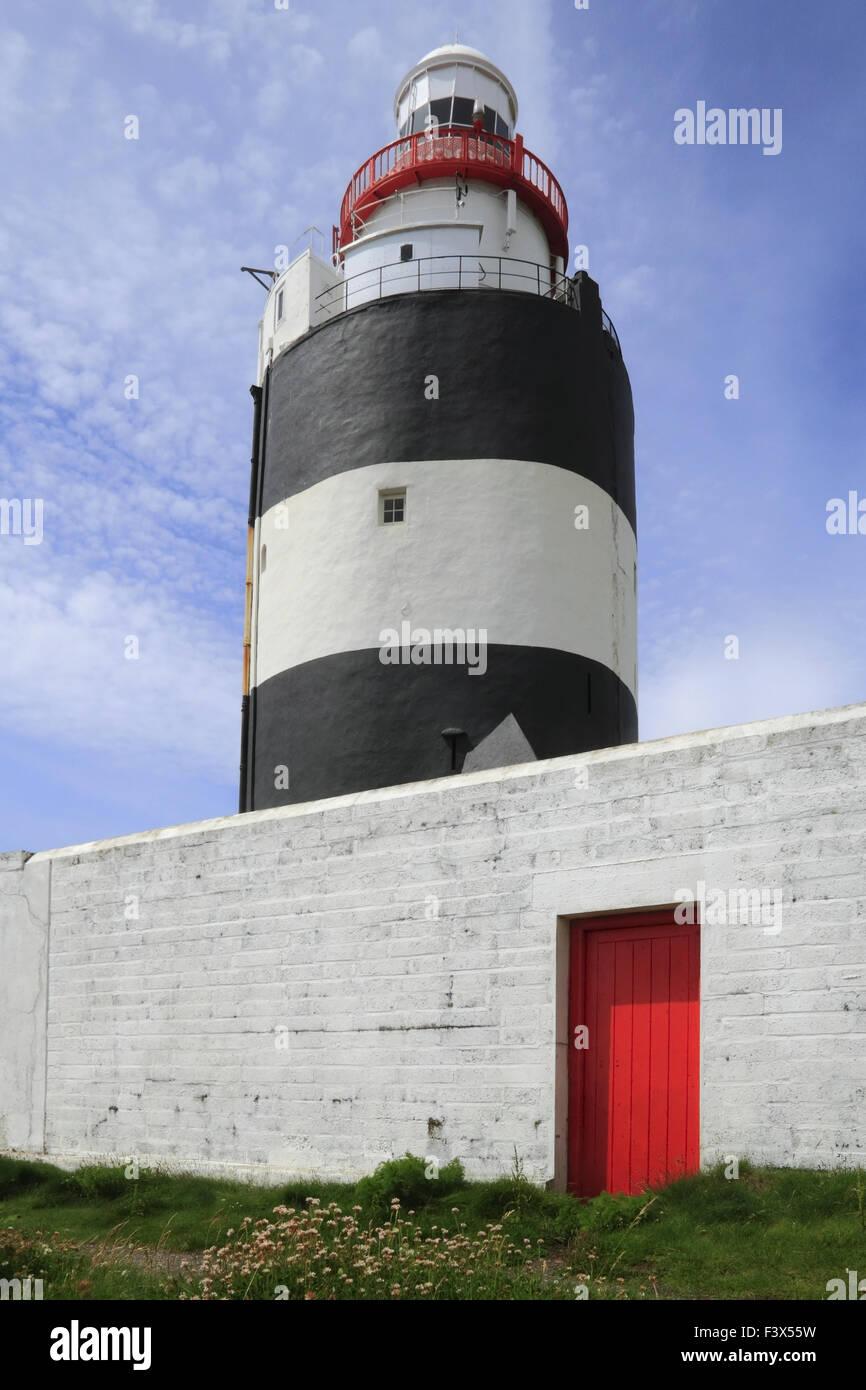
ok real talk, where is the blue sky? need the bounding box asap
[0,0,864,852]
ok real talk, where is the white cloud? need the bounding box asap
[84,0,232,65]
[640,621,855,743]
[0,566,238,771]
[608,263,656,314]
[153,155,221,204]
[348,27,384,64]
[0,29,32,129]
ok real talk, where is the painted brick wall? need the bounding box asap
[1,703,865,1184]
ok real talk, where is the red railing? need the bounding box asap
[338,129,569,261]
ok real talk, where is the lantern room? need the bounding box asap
[394,43,518,140]
[333,43,570,312]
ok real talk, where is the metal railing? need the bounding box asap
[313,254,622,354]
[338,128,569,258]
[316,254,574,319]
[601,309,621,353]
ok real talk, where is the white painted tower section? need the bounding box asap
[254,462,638,698]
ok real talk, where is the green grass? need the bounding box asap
[0,1157,308,1251]
[1,1154,863,1300]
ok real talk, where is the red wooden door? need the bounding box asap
[568,911,700,1197]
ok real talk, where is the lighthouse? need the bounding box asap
[239,43,637,811]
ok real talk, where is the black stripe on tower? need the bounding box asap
[259,285,635,530]
[248,646,637,809]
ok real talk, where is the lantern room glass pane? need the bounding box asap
[428,65,456,101]
[430,97,453,127]
[451,96,474,128]
[453,67,478,99]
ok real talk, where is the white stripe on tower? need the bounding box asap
[252,459,636,696]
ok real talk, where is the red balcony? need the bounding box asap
[338,129,569,262]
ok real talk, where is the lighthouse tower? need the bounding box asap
[239,44,637,811]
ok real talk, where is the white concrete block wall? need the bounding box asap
[1,703,865,1184]
[0,851,49,1151]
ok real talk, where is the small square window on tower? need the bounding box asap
[400,243,414,262]
[379,488,406,524]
